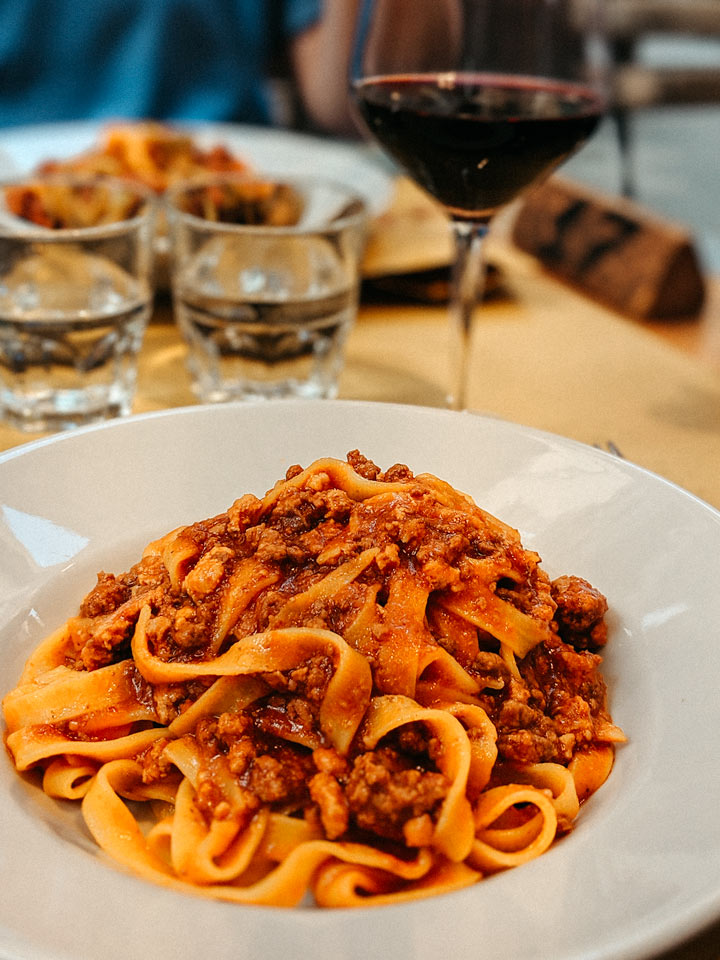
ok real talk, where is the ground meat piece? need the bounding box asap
[309,771,350,839]
[346,449,382,480]
[496,714,564,764]
[192,709,316,811]
[551,694,595,743]
[71,591,158,671]
[68,554,174,671]
[528,636,606,739]
[153,683,185,725]
[472,650,511,691]
[255,526,295,563]
[494,676,566,763]
[152,679,213,725]
[78,572,130,618]
[496,564,557,631]
[196,767,260,825]
[552,575,608,650]
[215,710,253,744]
[126,554,171,592]
[320,488,355,522]
[227,493,265,533]
[344,747,448,841]
[418,557,462,591]
[247,746,315,807]
[416,529,467,568]
[313,747,348,777]
[139,738,172,784]
[382,462,415,483]
[250,696,323,749]
[262,656,333,703]
[228,737,256,777]
[249,755,289,802]
[183,546,234,601]
[286,697,318,731]
[299,657,333,702]
[427,602,481,668]
[269,487,353,542]
[498,727,567,764]
[489,631,608,763]
[171,603,216,652]
[393,724,441,764]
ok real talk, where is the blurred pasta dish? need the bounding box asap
[35,121,250,193]
[2,121,303,230]
[2,452,624,907]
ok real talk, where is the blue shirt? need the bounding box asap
[0,0,321,128]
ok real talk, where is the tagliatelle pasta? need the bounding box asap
[36,121,251,193]
[2,452,625,907]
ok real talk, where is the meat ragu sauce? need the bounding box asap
[58,451,618,850]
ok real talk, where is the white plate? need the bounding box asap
[0,119,394,215]
[1,400,720,960]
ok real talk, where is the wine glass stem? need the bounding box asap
[448,219,489,411]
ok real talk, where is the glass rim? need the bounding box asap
[0,173,157,240]
[164,172,368,236]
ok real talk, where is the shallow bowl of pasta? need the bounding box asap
[1,399,720,960]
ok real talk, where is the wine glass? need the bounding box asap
[351,0,608,409]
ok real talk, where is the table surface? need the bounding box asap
[2,176,720,960]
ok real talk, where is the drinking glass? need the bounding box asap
[351,0,608,409]
[0,175,155,431]
[166,175,367,402]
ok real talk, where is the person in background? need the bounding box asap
[0,0,360,135]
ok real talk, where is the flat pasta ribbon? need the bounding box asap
[132,617,371,755]
[82,759,438,907]
[468,784,559,873]
[361,695,476,862]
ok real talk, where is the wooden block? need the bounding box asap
[511,177,706,319]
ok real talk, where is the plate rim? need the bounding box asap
[2,398,718,520]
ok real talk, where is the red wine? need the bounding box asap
[353,73,604,220]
